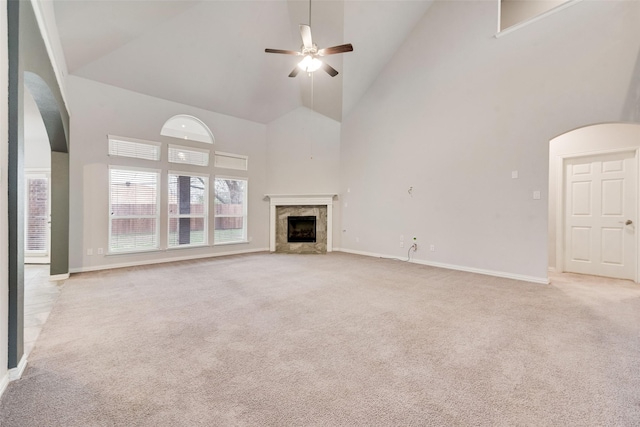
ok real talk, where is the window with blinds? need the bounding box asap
[108,136,161,161]
[168,173,208,247]
[214,177,247,244]
[168,145,209,167]
[214,151,248,171]
[109,167,160,253]
[25,175,49,254]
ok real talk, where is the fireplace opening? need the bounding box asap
[288,216,316,243]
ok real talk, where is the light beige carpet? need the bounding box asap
[1,252,639,426]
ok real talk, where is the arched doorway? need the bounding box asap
[7,1,70,374]
[549,123,640,281]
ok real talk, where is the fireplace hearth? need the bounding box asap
[288,216,316,243]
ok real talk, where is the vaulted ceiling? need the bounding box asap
[53,0,434,123]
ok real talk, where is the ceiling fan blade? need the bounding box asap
[317,43,354,56]
[321,62,339,77]
[300,24,313,50]
[288,67,300,78]
[265,48,300,55]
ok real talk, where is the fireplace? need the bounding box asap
[288,216,316,243]
[266,194,336,254]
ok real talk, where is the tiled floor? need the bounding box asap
[24,264,64,356]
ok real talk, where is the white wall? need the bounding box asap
[266,107,341,194]
[548,123,640,271]
[266,106,342,247]
[0,0,9,396]
[340,0,640,282]
[24,88,51,170]
[67,76,269,272]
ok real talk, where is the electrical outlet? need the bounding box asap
[411,243,418,251]
[355,237,360,243]
[400,242,404,248]
[400,235,404,241]
[87,248,93,256]
[97,248,104,255]
[430,244,435,252]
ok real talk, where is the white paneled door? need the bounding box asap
[564,151,637,280]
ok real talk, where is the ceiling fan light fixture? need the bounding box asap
[297,55,322,73]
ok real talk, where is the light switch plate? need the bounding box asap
[511,170,518,179]
[533,190,541,200]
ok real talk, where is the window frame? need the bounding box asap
[167,170,210,249]
[213,175,248,245]
[108,165,162,254]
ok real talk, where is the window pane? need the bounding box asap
[168,217,206,246]
[214,152,247,171]
[168,146,209,167]
[110,169,158,216]
[26,177,48,252]
[109,168,159,253]
[168,175,207,215]
[214,178,247,244]
[214,179,245,211]
[110,218,158,252]
[168,173,208,247]
[109,137,160,161]
[214,217,245,243]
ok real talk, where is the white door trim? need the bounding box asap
[554,147,639,282]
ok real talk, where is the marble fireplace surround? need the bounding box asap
[266,194,336,253]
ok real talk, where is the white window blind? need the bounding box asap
[214,151,248,171]
[25,176,49,254]
[108,136,161,161]
[109,168,160,253]
[214,177,247,244]
[168,173,208,247]
[168,145,209,167]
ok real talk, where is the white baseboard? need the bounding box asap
[49,273,70,281]
[1,355,28,398]
[8,355,27,381]
[336,248,549,285]
[0,370,9,399]
[69,247,270,274]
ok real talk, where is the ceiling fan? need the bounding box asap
[265,1,353,78]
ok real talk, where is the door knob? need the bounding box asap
[626,220,633,225]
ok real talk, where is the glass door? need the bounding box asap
[25,171,50,264]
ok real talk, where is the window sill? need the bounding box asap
[213,240,249,246]
[166,244,209,251]
[107,248,163,256]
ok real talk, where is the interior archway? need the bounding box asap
[548,122,640,277]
